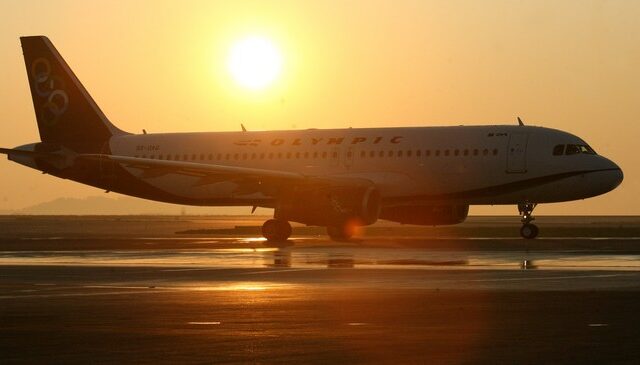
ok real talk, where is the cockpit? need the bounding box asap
[552,144,597,156]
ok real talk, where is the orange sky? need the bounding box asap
[0,0,638,215]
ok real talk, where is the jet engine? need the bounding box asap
[276,185,381,227]
[380,204,469,225]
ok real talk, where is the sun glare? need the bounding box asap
[228,36,282,91]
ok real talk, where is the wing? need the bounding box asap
[78,154,373,196]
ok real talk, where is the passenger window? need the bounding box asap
[251,153,256,159]
[473,149,478,156]
[166,155,171,160]
[379,151,384,157]
[322,151,327,159]
[175,155,180,160]
[295,152,300,159]
[192,154,196,160]
[332,151,338,158]
[407,150,412,157]
[286,152,292,159]
[234,153,239,160]
[360,151,366,158]
[483,149,488,156]
[416,150,422,157]
[435,150,440,157]
[398,150,403,157]
[200,154,204,160]
[552,144,565,156]
[444,150,450,157]
[565,144,580,155]
[454,149,459,156]
[463,149,469,156]
[492,149,498,156]
[425,150,430,157]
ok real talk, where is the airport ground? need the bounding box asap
[1,216,640,364]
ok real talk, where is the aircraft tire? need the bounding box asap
[262,219,292,242]
[327,225,354,242]
[520,223,539,239]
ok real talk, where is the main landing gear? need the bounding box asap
[518,203,539,239]
[261,219,292,242]
[261,219,357,243]
[327,224,356,242]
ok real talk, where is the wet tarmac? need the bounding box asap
[1,217,640,363]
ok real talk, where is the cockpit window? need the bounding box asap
[565,144,580,155]
[565,144,597,156]
[552,144,565,156]
[579,145,597,155]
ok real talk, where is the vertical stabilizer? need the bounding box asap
[20,36,127,152]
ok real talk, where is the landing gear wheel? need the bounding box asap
[518,202,539,239]
[327,225,355,242]
[520,223,539,239]
[261,219,292,242]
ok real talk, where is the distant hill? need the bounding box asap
[5,195,262,215]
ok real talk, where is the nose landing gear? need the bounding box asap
[518,203,539,239]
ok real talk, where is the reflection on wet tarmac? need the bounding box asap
[0,236,639,271]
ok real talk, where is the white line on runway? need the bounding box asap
[469,273,637,282]
[161,267,231,272]
[237,268,322,275]
[0,290,161,300]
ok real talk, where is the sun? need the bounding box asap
[228,36,283,91]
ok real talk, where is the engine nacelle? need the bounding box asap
[276,185,381,227]
[380,204,469,226]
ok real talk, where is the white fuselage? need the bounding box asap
[105,124,622,207]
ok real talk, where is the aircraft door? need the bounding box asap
[330,147,340,167]
[343,147,354,170]
[506,132,528,173]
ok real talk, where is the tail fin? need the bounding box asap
[20,36,127,153]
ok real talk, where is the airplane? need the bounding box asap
[1,36,624,242]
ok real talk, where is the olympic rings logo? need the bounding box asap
[30,58,69,126]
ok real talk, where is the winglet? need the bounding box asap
[517,117,524,126]
[241,123,247,132]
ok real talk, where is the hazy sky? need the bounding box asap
[0,0,638,215]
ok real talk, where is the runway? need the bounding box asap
[1,217,640,363]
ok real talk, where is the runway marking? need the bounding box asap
[588,323,609,327]
[188,321,221,325]
[237,268,321,275]
[0,290,161,300]
[83,285,159,290]
[161,267,231,272]
[469,273,634,282]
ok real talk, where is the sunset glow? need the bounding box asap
[227,36,282,91]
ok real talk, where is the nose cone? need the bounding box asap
[609,163,624,190]
[603,158,624,193]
